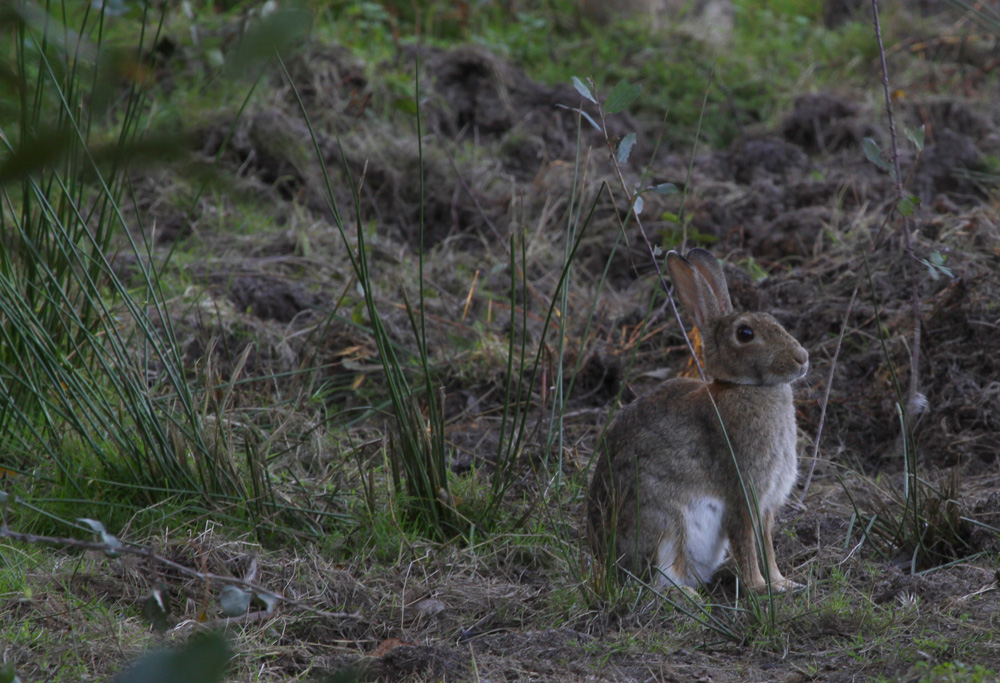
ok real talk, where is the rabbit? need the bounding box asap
[586,248,809,593]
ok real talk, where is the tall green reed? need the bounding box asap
[0,1,309,531]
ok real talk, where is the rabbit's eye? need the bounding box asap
[736,325,754,343]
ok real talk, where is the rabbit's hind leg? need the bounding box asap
[762,508,802,591]
[728,508,769,593]
[653,532,695,591]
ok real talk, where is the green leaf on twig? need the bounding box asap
[554,104,601,131]
[77,518,124,558]
[905,125,925,152]
[862,137,892,173]
[219,585,253,617]
[616,133,636,164]
[605,80,641,114]
[257,591,280,615]
[898,195,919,216]
[571,76,596,103]
[650,182,678,195]
[920,251,953,280]
[578,109,601,131]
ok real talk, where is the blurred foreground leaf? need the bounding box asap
[227,7,312,77]
[114,632,232,683]
[0,662,22,683]
[0,128,190,185]
[0,127,74,185]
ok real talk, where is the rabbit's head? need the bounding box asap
[666,249,809,386]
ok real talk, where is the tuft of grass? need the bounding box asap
[0,0,325,544]
[910,661,1000,683]
[840,470,978,573]
[282,51,463,541]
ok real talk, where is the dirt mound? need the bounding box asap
[782,92,871,152]
[182,42,1000,480]
[417,45,638,178]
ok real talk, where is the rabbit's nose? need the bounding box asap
[793,346,808,365]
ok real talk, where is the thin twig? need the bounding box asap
[872,0,923,428]
[593,97,706,383]
[442,144,503,243]
[799,278,860,502]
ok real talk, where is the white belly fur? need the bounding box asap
[654,496,728,588]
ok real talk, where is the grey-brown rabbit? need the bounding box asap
[587,248,809,593]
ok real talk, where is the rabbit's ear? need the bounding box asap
[685,249,733,315]
[667,250,727,330]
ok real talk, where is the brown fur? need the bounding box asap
[587,249,809,592]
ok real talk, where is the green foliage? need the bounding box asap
[604,80,642,114]
[114,632,232,683]
[320,0,878,146]
[4,2,997,680]
[906,124,927,152]
[0,663,21,683]
[898,195,920,216]
[842,258,983,572]
[920,251,954,280]
[283,56,461,541]
[740,257,771,282]
[843,472,978,573]
[0,0,332,542]
[571,76,597,104]
[863,137,896,176]
[911,661,1000,683]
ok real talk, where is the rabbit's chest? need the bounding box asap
[723,390,799,507]
[759,421,799,508]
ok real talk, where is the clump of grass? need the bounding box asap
[0,0,317,539]
[841,469,977,573]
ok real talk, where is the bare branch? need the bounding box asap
[871,0,923,428]
[0,526,361,621]
[799,279,860,502]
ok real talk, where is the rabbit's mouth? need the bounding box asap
[765,354,809,385]
[792,361,810,381]
[787,345,810,381]
[775,363,809,384]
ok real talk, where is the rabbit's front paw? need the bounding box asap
[775,577,804,592]
[767,577,804,593]
[750,577,803,594]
